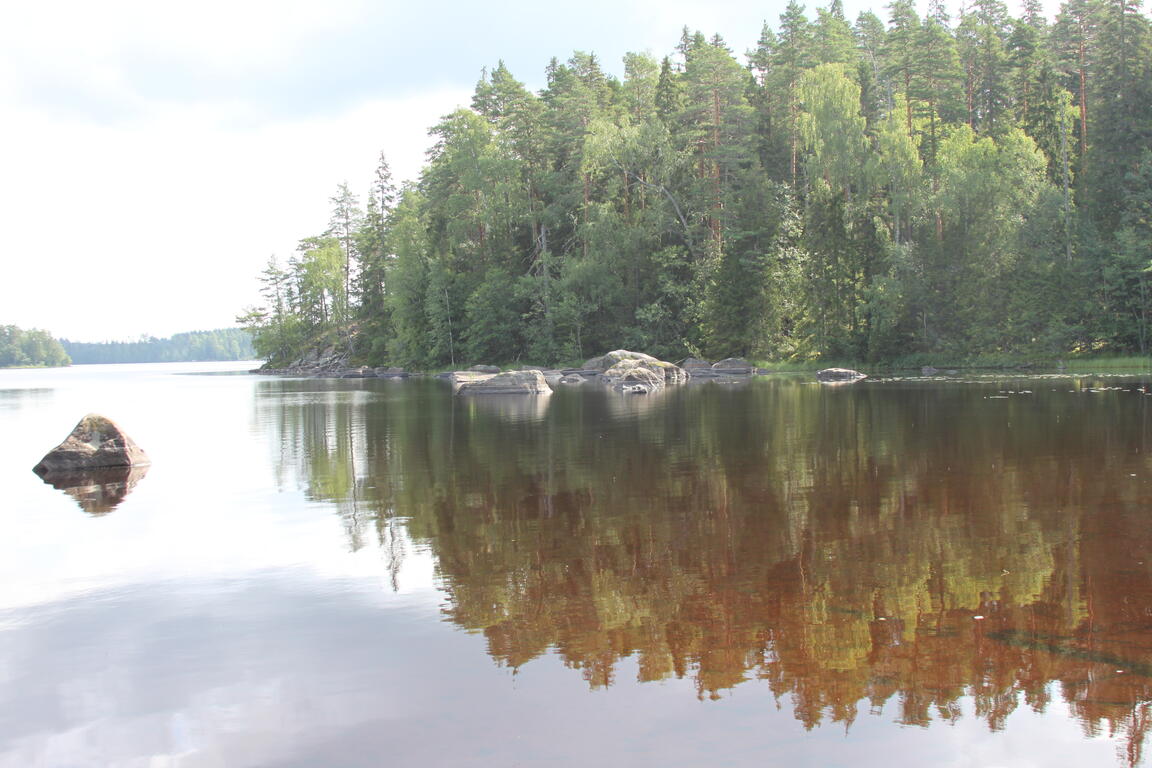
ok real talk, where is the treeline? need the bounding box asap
[61,329,255,364]
[241,0,1152,367]
[0,325,70,368]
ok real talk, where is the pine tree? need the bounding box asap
[814,0,858,64]
[913,15,965,165]
[772,1,816,185]
[327,183,363,330]
[655,56,684,125]
[357,153,397,360]
[1083,0,1152,229]
[957,0,1013,136]
[853,10,889,122]
[883,0,921,135]
[1053,0,1103,157]
[678,39,755,255]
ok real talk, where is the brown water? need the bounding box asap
[3,363,1152,767]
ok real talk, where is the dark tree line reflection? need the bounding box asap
[256,375,1152,765]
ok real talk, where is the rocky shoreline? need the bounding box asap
[255,364,412,379]
[251,345,411,379]
[252,347,867,391]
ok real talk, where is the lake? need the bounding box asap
[2,362,1152,767]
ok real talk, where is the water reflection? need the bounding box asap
[0,388,53,410]
[35,465,150,515]
[259,376,1152,764]
[464,391,552,423]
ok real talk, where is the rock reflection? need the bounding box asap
[36,465,150,514]
[463,389,552,423]
[260,376,1152,764]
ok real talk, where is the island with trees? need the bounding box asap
[240,0,1152,370]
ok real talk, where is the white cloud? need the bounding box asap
[1,0,365,74]
[0,0,480,340]
[0,87,469,341]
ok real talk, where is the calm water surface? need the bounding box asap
[3,362,1152,767]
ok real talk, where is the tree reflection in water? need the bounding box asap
[257,375,1152,765]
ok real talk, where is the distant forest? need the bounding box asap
[0,326,70,368]
[61,329,255,364]
[240,0,1152,367]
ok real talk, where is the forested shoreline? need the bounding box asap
[240,0,1152,368]
[60,329,255,364]
[0,326,70,368]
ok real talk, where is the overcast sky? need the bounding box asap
[1,0,1051,342]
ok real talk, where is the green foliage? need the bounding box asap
[238,0,1152,368]
[463,268,523,364]
[0,326,70,367]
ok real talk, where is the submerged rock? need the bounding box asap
[454,369,552,395]
[33,414,150,474]
[815,368,868,384]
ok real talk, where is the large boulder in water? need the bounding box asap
[33,414,150,475]
[568,350,689,391]
[454,369,552,395]
[583,350,663,371]
[603,357,687,393]
[815,368,867,383]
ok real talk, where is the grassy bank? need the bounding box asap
[1057,356,1152,372]
[753,354,1152,374]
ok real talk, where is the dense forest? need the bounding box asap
[240,0,1152,367]
[0,326,70,368]
[61,329,254,364]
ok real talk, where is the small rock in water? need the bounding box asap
[711,357,753,374]
[815,368,867,384]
